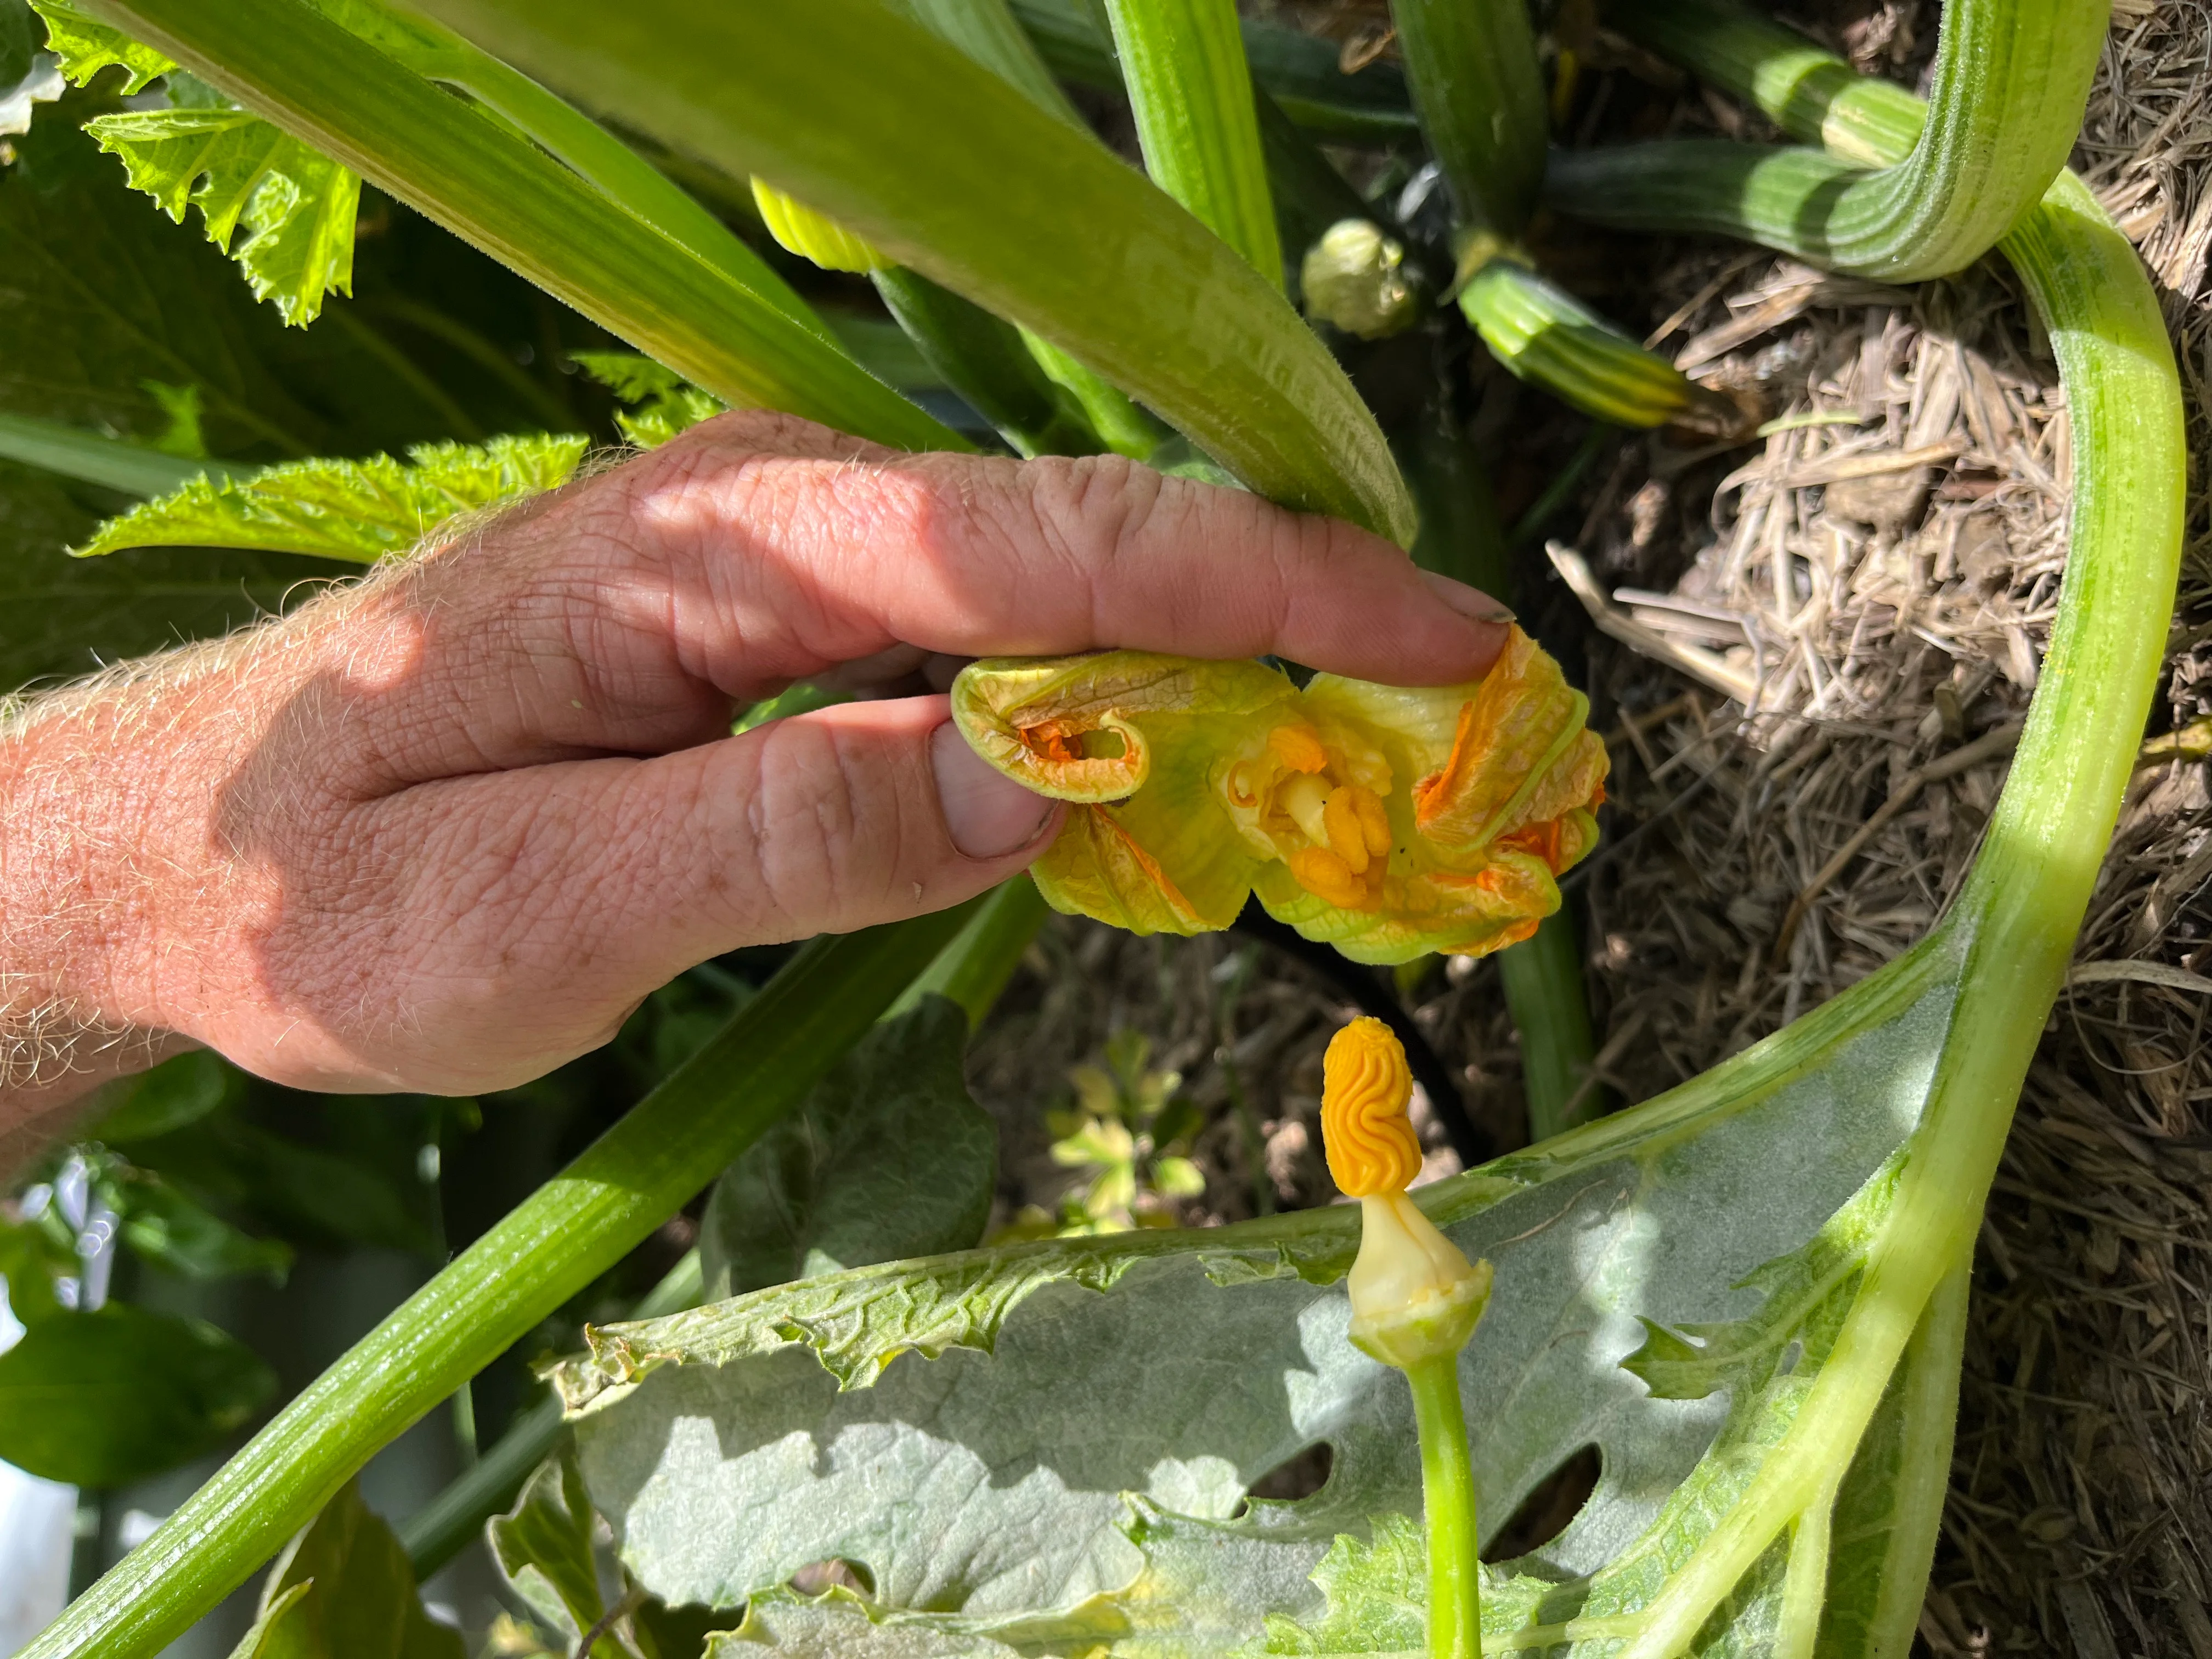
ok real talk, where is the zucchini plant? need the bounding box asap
[0,0,2176,1654]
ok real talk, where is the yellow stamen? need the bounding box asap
[1320,1017,1423,1198]
[1289,845,1370,910]
[1268,724,1330,774]
[1322,786,1374,873]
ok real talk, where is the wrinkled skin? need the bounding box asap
[0,411,1513,1164]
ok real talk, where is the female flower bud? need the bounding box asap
[1322,1018,1491,1370]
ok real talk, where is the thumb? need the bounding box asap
[663,694,1060,947]
[266,696,1060,1094]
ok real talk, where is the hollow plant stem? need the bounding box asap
[1406,1353,1480,1659]
[1387,0,1545,233]
[1550,10,2182,1655]
[1546,0,2111,280]
[25,908,980,1659]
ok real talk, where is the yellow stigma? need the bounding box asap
[1321,1017,1423,1197]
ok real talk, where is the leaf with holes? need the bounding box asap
[553,949,1957,1653]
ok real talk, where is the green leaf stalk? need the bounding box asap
[1103,0,1283,286]
[397,0,1417,544]
[1546,0,2112,280]
[77,0,967,454]
[22,909,981,1659]
[1534,8,2181,1651]
[1389,0,1546,235]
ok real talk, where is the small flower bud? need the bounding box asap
[1300,219,1418,340]
[1320,1018,1491,1369]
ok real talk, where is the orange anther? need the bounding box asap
[1288,845,1364,909]
[1323,787,1370,875]
[1268,724,1330,774]
[1351,786,1392,856]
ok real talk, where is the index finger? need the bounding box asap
[623,411,1513,691]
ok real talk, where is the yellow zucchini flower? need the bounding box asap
[949,626,1607,964]
[1321,1017,1490,1369]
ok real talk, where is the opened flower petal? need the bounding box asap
[951,628,1607,964]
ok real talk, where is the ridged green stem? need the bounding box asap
[1501,912,1606,1139]
[1104,0,1283,285]
[885,0,1147,458]
[24,911,979,1659]
[396,1248,703,1582]
[1006,0,1420,141]
[1547,0,2111,280]
[1457,259,1707,429]
[405,0,1415,543]
[1407,1353,1480,1659]
[1389,0,1546,234]
[887,875,1053,1028]
[78,0,962,453]
[872,268,1102,455]
[399,879,1044,1583]
[1609,0,1925,167]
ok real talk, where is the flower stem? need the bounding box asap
[1407,1353,1481,1659]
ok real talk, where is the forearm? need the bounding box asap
[0,640,259,1129]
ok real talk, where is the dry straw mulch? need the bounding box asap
[974,2,2212,1650]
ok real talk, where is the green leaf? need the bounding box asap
[548,950,1960,1651]
[1260,1514,1428,1654]
[1103,0,1283,285]
[0,1302,275,1487]
[233,1479,464,1659]
[699,997,997,1301]
[398,0,1415,543]
[87,1049,243,1143]
[488,1452,625,1658]
[0,1216,74,1329]
[567,351,722,449]
[75,431,588,561]
[87,106,362,325]
[29,0,172,93]
[98,1163,295,1284]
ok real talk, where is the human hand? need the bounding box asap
[0,411,1510,1124]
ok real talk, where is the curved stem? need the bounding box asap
[1548,0,2109,280]
[1407,1353,1480,1659]
[1561,10,2181,1655]
[25,910,979,1659]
